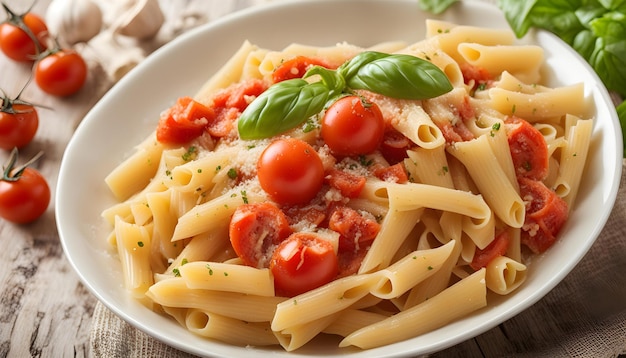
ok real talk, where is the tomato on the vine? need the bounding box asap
[0,89,39,150]
[0,149,50,224]
[0,4,48,62]
[321,95,385,157]
[35,48,87,97]
[257,138,324,206]
[270,232,339,297]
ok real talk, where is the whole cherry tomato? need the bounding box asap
[270,232,339,297]
[35,48,87,97]
[0,149,50,224]
[321,95,385,157]
[257,138,324,206]
[0,4,48,62]
[0,90,39,150]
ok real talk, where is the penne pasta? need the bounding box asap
[100,19,593,352]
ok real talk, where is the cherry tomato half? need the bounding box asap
[321,95,385,157]
[229,202,292,268]
[257,138,324,206]
[0,103,39,150]
[35,49,87,97]
[270,232,339,297]
[0,10,48,62]
[0,152,50,224]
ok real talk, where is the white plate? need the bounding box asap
[56,0,623,357]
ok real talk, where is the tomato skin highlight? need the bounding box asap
[35,50,87,96]
[0,104,38,150]
[270,232,339,297]
[257,138,324,205]
[229,202,292,268]
[321,96,385,157]
[0,12,48,62]
[0,167,50,224]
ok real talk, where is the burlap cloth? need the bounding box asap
[88,1,626,357]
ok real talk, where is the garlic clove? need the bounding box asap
[112,0,165,40]
[46,0,103,46]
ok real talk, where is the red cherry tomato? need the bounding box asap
[229,202,292,268]
[321,95,385,156]
[0,7,48,62]
[35,49,87,97]
[0,102,39,150]
[257,138,324,205]
[270,232,339,297]
[0,150,50,224]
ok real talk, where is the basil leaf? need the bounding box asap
[418,0,459,14]
[343,53,453,100]
[337,51,390,80]
[304,66,346,99]
[237,79,329,140]
[617,99,626,157]
[496,0,540,38]
[587,11,626,97]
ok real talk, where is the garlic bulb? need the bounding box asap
[110,0,165,40]
[78,30,146,84]
[45,0,103,46]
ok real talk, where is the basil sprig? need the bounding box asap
[238,51,453,140]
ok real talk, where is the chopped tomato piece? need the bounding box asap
[270,232,339,297]
[326,169,366,198]
[470,230,510,270]
[506,116,549,181]
[328,206,380,252]
[156,97,214,144]
[380,128,413,165]
[209,79,268,137]
[212,78,267,112]
[519,177,569,253]
[272,56,332,83]
[460,63,492,91]
[373,163,408,183]
[337,246,368,278]
[437,119,475,144]
[229,203,292,268]
[283,206,327,227]
[458,95,476,122]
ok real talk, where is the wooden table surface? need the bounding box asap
[0,1,623,357]
[0,1,271,356]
